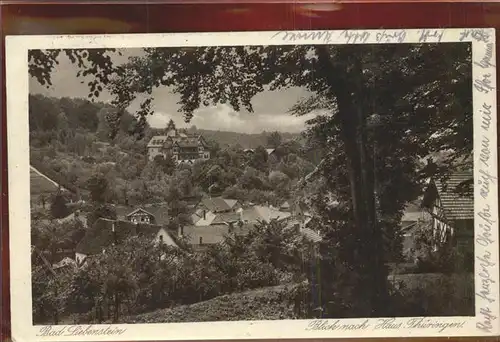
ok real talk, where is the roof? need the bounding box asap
[212,212,241,224]
[147,135,169,148]
[192,210,217,226]
[174,137,203,148]
[30,165,67,194]
[280,201,291,209]
[300,227,323,243]
[182,223,254,246]
[266,149,276,155]
[75,218,166,255]
[200,197,238,213]
[402,201,432,223]
[148,134,206,149]
[116,203,170,225]
[126,208,155,218]
[241,205,291,223]
[434,171,474,220]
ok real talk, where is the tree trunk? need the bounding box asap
[315,46,387,316]
[113,293,120,323]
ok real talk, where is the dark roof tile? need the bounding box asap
[435,171,474,221]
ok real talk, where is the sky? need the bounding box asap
[29,49,317,134]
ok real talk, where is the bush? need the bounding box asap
[387,273,474,316]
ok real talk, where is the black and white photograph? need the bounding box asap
[6,29,499,340]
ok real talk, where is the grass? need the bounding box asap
[121,284,299,323]
[119,273,474,323]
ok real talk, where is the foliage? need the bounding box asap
[86,204,117,228]
[86,173,110,203]
[29,42,473,318]
[410,220,474,274]
[267,131,282,149]
[50,192,70,219]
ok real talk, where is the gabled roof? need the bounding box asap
[431,171,474,221]
[75,218,166,256]
[126,208,155,218]
[211,212,241,224]
[200,197,237,213]
[182,223,254,246]
[116,203,170,226]
[266,149,276,155]
[192,210,217,226]
[30,165,67,194]
[147,135,169,148]
[174,137,202,148]
[241,205,291,223]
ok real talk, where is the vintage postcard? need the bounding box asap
[5,28,499,341]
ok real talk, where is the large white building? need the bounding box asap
[147,128,210,163]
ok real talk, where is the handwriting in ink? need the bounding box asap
[340,30,370,44]
[271,31,332,44]
[475,43,495,69]
[375,30,407,44]
[477,204,495,247]
[481,103,493,131]
[477,306,497,333]
[459,29,491,43]
[474,73,494,94]
[478,168,496,200]
[418,29,444,43]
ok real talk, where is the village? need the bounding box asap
[27,41,475,324]
[30,123,474,295]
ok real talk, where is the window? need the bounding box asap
[159,235,164,243]
[199,237,203,245]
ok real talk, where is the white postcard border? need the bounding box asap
[6,28,499,342]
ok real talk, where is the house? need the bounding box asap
[116,203,170,226]
[285,218,322,244]
[196,197,240,214]
[422,171,474,262]
[191,209,217,226]
[147,128,210,163]
[238,205,292,223]
[400,201,432,261]
[75,218,178,264]
[126,208,156,224]
[280,201,291,212]
[38,209,88,229]
[180,223,254,251]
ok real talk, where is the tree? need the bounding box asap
[86,173,109,203]
[250,146,269,171]
[30,43,473,317]
[166,119,177,133]
[267,131,282,149]
[50,192,69,219]
[86,204,117,228]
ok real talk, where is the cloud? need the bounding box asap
[30,49,320,133]
[149,104,316,134]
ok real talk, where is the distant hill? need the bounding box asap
[151,127,303,149]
